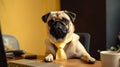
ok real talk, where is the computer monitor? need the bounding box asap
[0,27,8,67]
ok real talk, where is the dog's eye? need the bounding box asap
[48,19,54,26]
[62,18,69,25]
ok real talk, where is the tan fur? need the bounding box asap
[45,33,95,62]
[43,11,96,63]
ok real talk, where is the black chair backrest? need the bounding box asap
[76,33,91,53]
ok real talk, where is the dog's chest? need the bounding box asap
[51,42,77,58]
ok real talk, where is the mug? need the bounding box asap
[100,51,120,67]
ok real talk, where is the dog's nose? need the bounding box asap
[55,22,62,29]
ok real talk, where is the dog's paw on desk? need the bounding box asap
[81,56,96,64]
[44,54,54,62]
[88,58,96,64]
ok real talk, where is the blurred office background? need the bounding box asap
[0,0,60,56]
[0,0,120,60]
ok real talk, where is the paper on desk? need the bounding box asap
[8,59,63,67]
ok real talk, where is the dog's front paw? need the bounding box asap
[88,57,96,64]
[81,56,96,64]
[44,54,54,62]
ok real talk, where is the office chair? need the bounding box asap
[77,33,91,53]
[2,34,24,57]
[2,34,20,50]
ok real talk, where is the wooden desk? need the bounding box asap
[36,55,102,67]
[52,59,101,67]
[8,55,102,67]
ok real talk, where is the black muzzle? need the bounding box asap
[50,21,68,40]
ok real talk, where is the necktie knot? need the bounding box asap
[49,34,73,60]
[58,47,62,49]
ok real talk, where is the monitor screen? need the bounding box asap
[0,26,8,67]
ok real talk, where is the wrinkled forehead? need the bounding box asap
[49,11,70,20]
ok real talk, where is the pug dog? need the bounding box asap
[41,10,96,64]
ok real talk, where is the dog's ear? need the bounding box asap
[64,10,76,22]
[42,12,50,23]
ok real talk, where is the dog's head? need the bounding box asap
[42,10,76,40]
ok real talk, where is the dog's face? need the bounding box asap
[42,10,76,40]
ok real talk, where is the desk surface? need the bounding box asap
[36,55,102,67]
[52,59,101,67]
[8,55,102,67]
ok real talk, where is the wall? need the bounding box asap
[61,0,106,60]
[106,0,120,48]
[0,0,60,55]
[0,0,3,20]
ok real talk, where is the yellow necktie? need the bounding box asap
[49,34,73,60]
[54,42,67,60]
